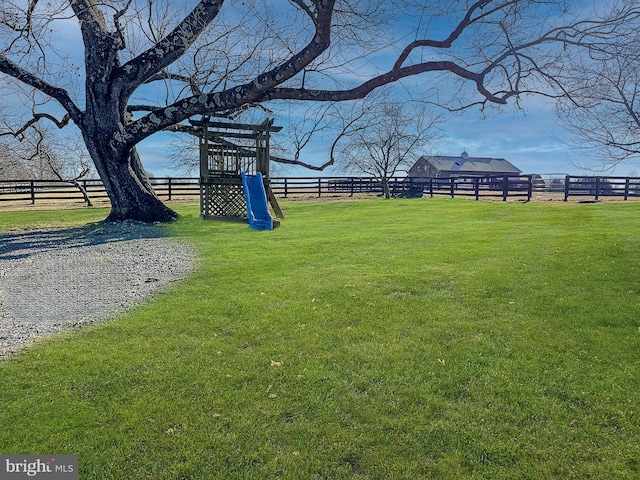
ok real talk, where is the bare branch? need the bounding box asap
[0,55,82,122]
[263,59,507,105]
[113,0,134,50]
[393,0,497,70]
[144,71,203,96]
[117,0,225,96]
[288,0,316,24]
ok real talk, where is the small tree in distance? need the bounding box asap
[337,99,441,199]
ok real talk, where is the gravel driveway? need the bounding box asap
[0,221,197,359]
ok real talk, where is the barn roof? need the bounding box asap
[409,152,521,176]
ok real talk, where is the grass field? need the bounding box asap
[1,199,639,479]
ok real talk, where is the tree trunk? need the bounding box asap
[69,180,93,207]
[382,177,391,199]
[89,141,177,222]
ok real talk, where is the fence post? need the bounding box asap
[284,178,288,198]
[450,178,455,198]
[429,178,433,197]
[502,175,508,201]
[474,177,480,201]
[30,181,35,204]
[167,178,172,201]
[527,175,532,201]
[318,178,322,197]
[564,175,570,201]
[625,177,630,201]
[595,176,600,200]
[350,177,355,197]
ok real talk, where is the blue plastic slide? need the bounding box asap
[241,172,274,230]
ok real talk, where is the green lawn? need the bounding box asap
[1,199,639,479]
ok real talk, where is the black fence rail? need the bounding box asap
[389,175,533,201]
[0,179,110,204]
[563,175,640,201]
[271,175,533,200]
[2,175,640,206]
[272,177,386,197]
[150,177,201,199]
[0,178,200,204]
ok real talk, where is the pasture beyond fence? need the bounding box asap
[1,175,640,206]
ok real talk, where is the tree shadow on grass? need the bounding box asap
[0,221,170,261]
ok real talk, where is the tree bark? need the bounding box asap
[86,138,177,222]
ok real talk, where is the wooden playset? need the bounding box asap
[191,117,284,224]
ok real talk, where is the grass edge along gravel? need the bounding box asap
[0,199,639,479]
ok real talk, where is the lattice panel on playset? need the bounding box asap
[202,183,247,219]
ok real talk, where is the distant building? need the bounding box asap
[407,151,521,178]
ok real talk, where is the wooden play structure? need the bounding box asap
[191,117,284,223]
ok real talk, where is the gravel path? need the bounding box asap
[0,221,198,360]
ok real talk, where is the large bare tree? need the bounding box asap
[1,0,637,221]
